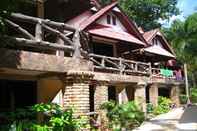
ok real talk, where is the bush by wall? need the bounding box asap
[0,103,89,131]
[179,94,187,104]
[100,101,145,130]
[153,96,172,115]
[190,88,197,103]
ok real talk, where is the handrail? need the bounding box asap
[2,13,83,57]
[151,68,177,79]
[89,53,151,75]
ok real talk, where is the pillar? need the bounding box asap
[170,84,180,107]
[149,84,159,107]
[63,72,93,115]
[116,85,128,104]
[94,83,108,111]
[135,82,146,113]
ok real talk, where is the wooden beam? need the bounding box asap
[37,0,44,18]
[35,21,43,41]
[42,23,73,45]
[5,19,35,40]
[72,30,82,58]
[2,36,74,52]
[11,13,76,32]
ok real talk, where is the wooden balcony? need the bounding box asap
[89,53,151,76]
[0,13,185,85]
[89,54,184,84]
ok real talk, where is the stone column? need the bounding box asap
[170,84,180,107]
[149,84,159,107]
[134,82,146,113]
[116,85,128,104]
[63,71,93,115]
[94,83,108,111]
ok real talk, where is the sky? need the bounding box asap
[162,0,197,27]
[176,0,197,19]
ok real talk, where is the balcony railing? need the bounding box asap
[89,53,151,75]
[89,54,184,81]
[1,13,86,58]
[152,68,184,81]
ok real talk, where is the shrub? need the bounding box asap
[190,88,197,103]
[0,103,89,131]
[100,101,145,130]
[146,103,154,113]
[179,94,187,104]
[153,96,172,115]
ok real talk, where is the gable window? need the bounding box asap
[107,15,111,24]
[112,16,116,25]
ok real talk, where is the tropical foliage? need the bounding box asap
[0,103,89,131]
[179,94,187,104]
[100,101,145,130]
[163,13,197,87]
[190,87,197,103]
[153,96,172,115]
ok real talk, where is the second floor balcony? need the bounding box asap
[0,13,184,84]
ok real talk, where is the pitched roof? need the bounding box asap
[143,45,175,58]
[143,29,159,44]
[143,29,175,55]
[80,2,118,30]
[66,10,93,28]
[66,1,147,45]
[88,25,145,46]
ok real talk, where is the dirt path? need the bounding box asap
[134,105,197,131]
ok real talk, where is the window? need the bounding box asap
[107,15,111,24]
[107,15,117,25]
[112,16,116,25]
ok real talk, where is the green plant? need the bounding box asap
[190,88,197,103]
[146,103,154,113]
[0,103,89,131]
[100,101,145,130]
[179,94,187,104]
[153,96,172,115]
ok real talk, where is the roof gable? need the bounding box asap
[66,2,147,45]
[80,2,118,30]
[143,29,175,55]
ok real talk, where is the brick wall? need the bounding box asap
[94,84,108,111]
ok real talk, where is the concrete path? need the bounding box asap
[134,105,197,131]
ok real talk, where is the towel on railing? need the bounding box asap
[160,69,173,77]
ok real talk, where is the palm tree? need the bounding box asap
[163,13,197,102]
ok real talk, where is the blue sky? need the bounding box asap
[162,0,197,27]
[177,0,197,19]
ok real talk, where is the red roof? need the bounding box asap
[66,2,147,46]
[142,29,175,55]
[80,2,118,30]
[143,29,158,44]
[66,10,93,28]
[88,25,145,46]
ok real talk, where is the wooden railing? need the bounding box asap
[152,68,177,79]
[89,53,151,75]
[89,54,184,81]
[2,13,86,58]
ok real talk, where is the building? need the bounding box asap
[0,0,183,116]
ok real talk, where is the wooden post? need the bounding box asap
[101,57,105,67]
[37,0,44,18]
[72,30,81,58]
[119,57,123,74]
[184,63,190,103]
[135,63,138,72]
[35,20,43,41]
[149,62,152,76]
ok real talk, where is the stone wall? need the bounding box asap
[94,83,108,111]
[63,72,93,115]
